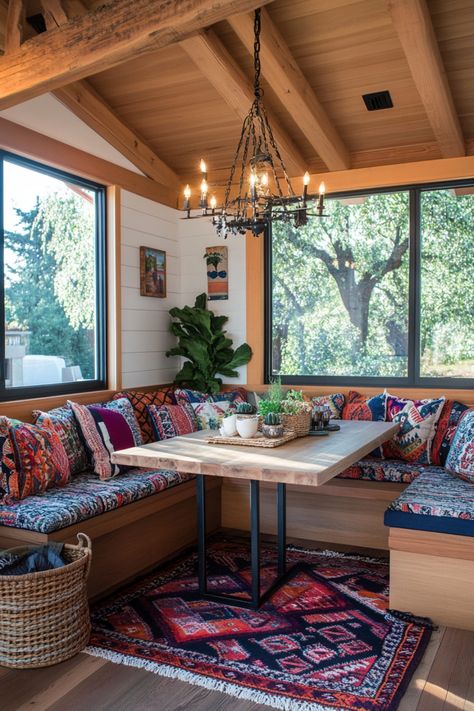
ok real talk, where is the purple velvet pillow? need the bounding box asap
[70,401,135,480]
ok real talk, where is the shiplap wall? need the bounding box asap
[178,216,247,384]
[121,191,181,388]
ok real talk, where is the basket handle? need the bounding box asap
[77,533,92,550]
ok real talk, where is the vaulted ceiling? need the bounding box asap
[1,0,473,194]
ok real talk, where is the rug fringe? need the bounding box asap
[85,645,339,711]
[387,609,437,629]
[287,545,387,565]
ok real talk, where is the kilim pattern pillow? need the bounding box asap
[311,393,345,420]
[342,391,387,457]
[70,402,135,480]
[431,399,470,467]
[384,396,445,464]
[113,389,176,444]
[446,409,474,483]
[191,401,235,430]
[0,416,70,502]
[147,404,197,441]
[33,405,89,476]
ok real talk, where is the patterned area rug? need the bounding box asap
[87,539,432,711]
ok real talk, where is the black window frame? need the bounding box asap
[265,178,474,389]
[0,151,107,401]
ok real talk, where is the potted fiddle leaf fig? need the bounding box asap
[166,293,252,395]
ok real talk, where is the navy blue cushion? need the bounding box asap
[384,466,474,537]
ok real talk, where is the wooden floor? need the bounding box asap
[1,627,473,710]
[1,538,473,711]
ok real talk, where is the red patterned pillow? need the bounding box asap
[431,400,470,466]
[0,416,70,502]
[147,404,197,441]
[113,389,176,444]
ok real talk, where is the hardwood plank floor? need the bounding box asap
[2,626,472,710]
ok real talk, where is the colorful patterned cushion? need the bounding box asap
[175,388,247,406]
[147,404,197,441]
[342,391,387,457]
[191,401,235,430]
[445,409,474,483]
[0,417,70,503]
[0,468,193,533]
[113,389,176,444]
[311,393,345,420]
[384,467,474,537]
[100,398,143,447]
[33,406,89,476]
[432,400,471,467]
[337,458,427,484]
[384,396,444,464]
[174,388,209,405]
[70,402,135,480]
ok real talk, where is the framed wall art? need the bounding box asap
[140,246,166,298]
[204,246,228,300]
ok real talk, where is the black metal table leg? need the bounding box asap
[196,477,290,609]
[250,480,261,607]
[196,474,207,595]
[277,483,286,577]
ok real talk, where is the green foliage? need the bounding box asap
[272,189,474,378]
[236,402,255,414]
[5,197,96,379]
[166,293,253,394]
[264,412,281,426]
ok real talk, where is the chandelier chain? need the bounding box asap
[253,8,262,104]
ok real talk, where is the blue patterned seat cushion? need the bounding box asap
[384,467,474,536]
[0,468,193,534]
[337,458,427,483]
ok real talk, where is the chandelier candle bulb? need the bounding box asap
[303,171,310,205]
[317,181,326,214]
[183,184,191,211]
[200,159,207,180]
[210,195,217,212]
[200,178,208,209]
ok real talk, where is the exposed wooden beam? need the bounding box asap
[4,0,25,54]
[387,0,464,158]
[40,0,68,29]
[54,80,181,188]
[181,29,306,177]
[0,0,273,110]
[228,9,350,172]
[0,116,179,206]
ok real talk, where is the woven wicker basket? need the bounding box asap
[0,533,92,669]
[280,411,312,437]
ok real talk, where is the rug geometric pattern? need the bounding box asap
[87,539,432,711]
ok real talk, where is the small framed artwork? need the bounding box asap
[204,245,228,300]
[140,246,166,298]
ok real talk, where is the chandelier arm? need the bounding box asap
[260,104,295,197]
[223,113,250,209]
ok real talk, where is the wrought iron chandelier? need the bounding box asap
[181,8,326,238]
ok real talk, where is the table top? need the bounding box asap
[111,420,399,487]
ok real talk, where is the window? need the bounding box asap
[267,182,474,387]
[0,152,106,399]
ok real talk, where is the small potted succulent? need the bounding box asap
[261,412,284,439]
[220,409,238,436]
[235,402,256,418]
[280,389,312,437]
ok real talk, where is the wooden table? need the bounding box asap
[112,420,398,608]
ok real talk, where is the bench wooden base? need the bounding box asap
[222,478,405,550]
[389,528,474,631]
[0,479,221,599]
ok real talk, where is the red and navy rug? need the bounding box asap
[87,539,432,710]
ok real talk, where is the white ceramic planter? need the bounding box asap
[236,415,259,438]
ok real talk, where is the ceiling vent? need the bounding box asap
[362,90,393,111]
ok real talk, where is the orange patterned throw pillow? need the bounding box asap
[113,389,176,444]
[0,416,70,502]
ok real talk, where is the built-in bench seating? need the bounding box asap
[0,385,472,630]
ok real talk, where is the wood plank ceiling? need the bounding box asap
[1,0,474,193]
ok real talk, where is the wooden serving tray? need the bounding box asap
[207,430,298,448]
